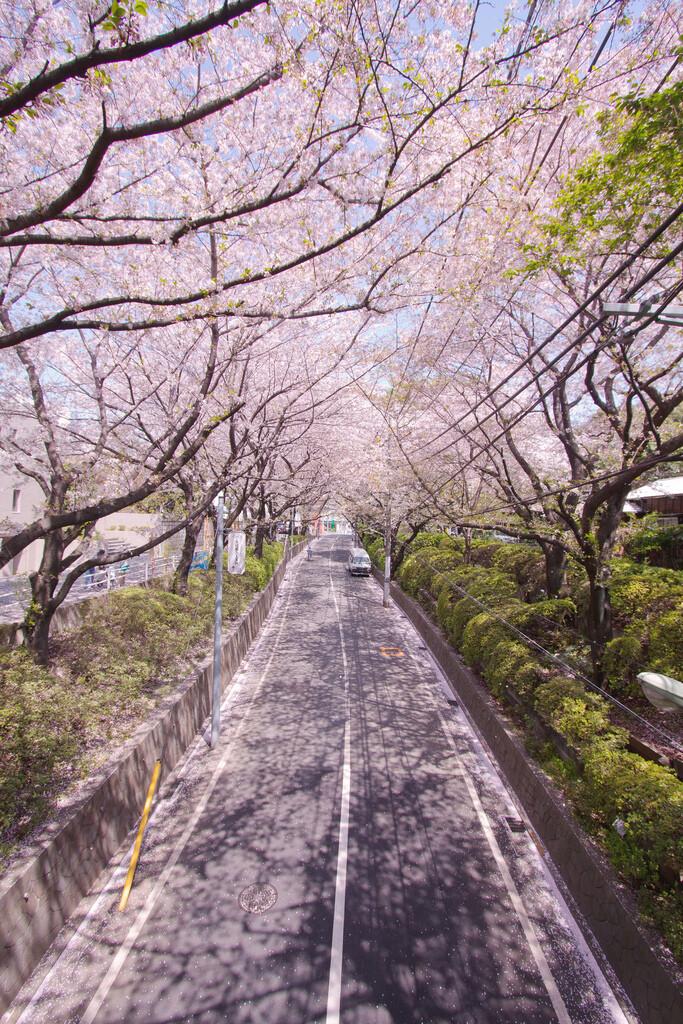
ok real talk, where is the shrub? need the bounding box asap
[0,649,87,854]
[410,531,457,550]
[468,542,505,568]
[647,608,683,679]
[398,548,463,599]
[486,638,546,699]
[532,674,618,746]
[506,598,577,645]
[1,542,284,862]
[461,611,513,671]
[492,545,547,600]
[603,635,645,695]
[580,740,683,885]
[365,537,385,568]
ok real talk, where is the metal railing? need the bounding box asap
[0,554,181,624]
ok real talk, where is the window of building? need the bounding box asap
[12,489,20,512]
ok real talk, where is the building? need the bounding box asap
[625,476,683,527]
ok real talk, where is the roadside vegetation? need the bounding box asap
[0,542,284,867]
[364,529,683,967]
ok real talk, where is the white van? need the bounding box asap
[348,548,372,576]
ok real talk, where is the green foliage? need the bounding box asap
[132,489,186,517]
[627,522,683,567]
[397,548,463,599]
[603,635,644,696]
[0,650,85,856]
[365,537,385,568]
[468,542,504,568]
[491,545,546,600]
[534,676,613,747]
[395,538,683,965]
[486,639,546,700]
[409,531,458,551]
[605,559,683,687]
[580,739,683,887]
[461,611,511,671]
[525,80,683,271]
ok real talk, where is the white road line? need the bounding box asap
[428,675,572,1023]
[325,557,352,1024]
[78,562,300,1024]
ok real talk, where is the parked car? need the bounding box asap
[348,548,372,576]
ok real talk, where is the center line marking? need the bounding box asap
[325,559,351,1024]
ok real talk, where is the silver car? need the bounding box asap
[348,548,372,576]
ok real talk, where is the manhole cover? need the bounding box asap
[238,883,278,914]
[505,817,527,834]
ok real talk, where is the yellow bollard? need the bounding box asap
[119,759,161,912]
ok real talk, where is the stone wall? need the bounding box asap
[0,544,304,1015]
[380,572,683,1024]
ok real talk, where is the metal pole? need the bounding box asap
[211,493,224,749]
[289,504,295,563]
[383,497,391,608]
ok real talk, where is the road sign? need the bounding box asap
[227,530,246,575]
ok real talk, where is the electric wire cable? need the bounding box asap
[419,556,683,755]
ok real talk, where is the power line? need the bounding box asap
[420,557,683,754]
[411,196,683,463]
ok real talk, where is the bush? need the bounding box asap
[398,548,463,599]
[468,542,505,568]
[0,649,87,856]
[365,537,385,568]
[580,740,683,885]
[486,638,546,699]
[410,531,458,551]
[646,608,683,679]
[532,675,618,748]
[627,521,683,569]
[492,545,547,600]
[603,635,645,695]
[461,611,512,672]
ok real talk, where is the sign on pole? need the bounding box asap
[227,530,246,575]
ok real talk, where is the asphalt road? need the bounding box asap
[4,537,637,1024]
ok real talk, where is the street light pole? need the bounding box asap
[211,491,224,749]
[383,496,391,608]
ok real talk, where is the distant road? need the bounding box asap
[5,537,635,1024]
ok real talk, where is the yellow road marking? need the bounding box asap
[119,759,161,912]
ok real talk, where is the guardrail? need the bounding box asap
[0,555,181,624]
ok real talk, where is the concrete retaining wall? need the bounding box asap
[381,573,683,1024]
[0,544,304,1015]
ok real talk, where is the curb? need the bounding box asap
[0,543,304,1015]
[377,570,683,1024]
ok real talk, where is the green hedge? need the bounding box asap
[398,537,683,965]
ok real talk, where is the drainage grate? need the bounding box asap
[505,817,527,834]
[238,883,278,914]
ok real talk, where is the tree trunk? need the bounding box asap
[586,575,612,686]
[206,503,217,569]
[539,540,567,599]
[24,529,65,664]
[254,522,268,560]
[173,518,203,597]
[463,528,473,564]
[391,522,425,576]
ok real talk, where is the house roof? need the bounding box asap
[628,476,683,501]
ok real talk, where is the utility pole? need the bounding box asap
[211,492,224,748]
[383,496,391,608]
